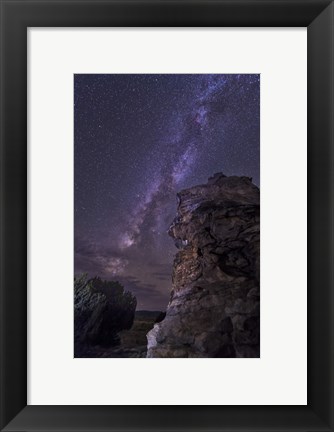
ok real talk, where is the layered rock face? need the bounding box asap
[147,173,260,358]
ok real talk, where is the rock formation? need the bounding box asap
[147,173,260,358]
[74,275,137,356]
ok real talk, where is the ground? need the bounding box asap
[75,310,163,358]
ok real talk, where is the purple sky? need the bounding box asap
[74,74,260,310]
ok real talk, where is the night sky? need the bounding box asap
[74,74,260,310]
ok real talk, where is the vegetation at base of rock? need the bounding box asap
[119,311,163,351]
[74,274,137,352]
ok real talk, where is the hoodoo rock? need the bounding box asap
[146,174,260,358]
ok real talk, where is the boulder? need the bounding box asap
[74,276,137,355]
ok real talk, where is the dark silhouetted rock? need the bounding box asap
[154,311,166,323]
[147,174,260,358]
[74,275,137,354]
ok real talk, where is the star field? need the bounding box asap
[74,74,260,310]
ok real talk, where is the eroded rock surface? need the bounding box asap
[147,173,260,358]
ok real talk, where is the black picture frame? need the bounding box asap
[1,0,333,431]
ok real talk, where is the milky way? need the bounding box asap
[74,74,260,310]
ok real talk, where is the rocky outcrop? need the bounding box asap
[74,275,136,356]
[147,173,260,358]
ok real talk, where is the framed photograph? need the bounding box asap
[0,0,333,431]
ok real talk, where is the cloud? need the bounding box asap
[117,275,170,310]
[74,235,172,309]
[74,236,128,277]
[151,272,170,281]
